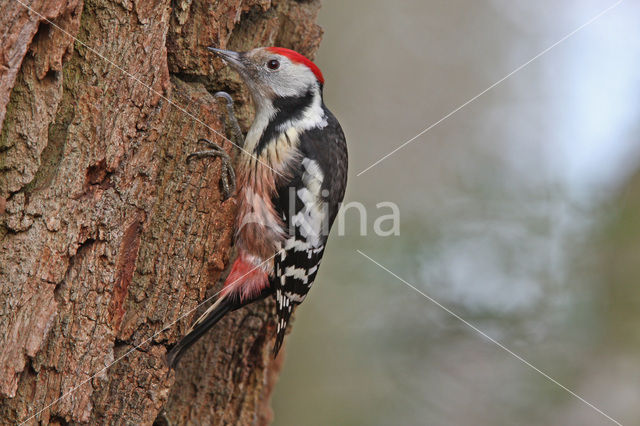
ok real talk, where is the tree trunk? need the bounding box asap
[0,0,322,424]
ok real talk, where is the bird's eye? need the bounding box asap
[267,59,280,70]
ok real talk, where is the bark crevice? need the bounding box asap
[0,0,322,423]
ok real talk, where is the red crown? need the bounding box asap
[267,47,324,85]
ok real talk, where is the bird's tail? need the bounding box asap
[166,296,233,368]
[166,285,273,368]
[272,288,295,357]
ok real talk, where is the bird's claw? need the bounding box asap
[187,138,236,201]
[214,91,243,147]
[187,92,243,201]
[213,91,234,105]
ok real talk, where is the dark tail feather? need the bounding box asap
[167,287,274,368]
[272,327,287,358]
[166,297,232,368]
[272,291,293,358]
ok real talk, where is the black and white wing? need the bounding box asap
[271,109,348,355]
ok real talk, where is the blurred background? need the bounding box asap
[272,1,640,425]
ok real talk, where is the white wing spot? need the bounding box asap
[284,266,309,284]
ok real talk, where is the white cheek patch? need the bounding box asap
[271,62,316,98]
[276,86,327,134]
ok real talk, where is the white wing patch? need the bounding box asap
[301,158,323,194]
[282,266,309,284]
[273,157,329,348]
[291,158,325,248]
[284,291,306,303]
[284,237,309,251]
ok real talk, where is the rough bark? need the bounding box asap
[0,0,322,424]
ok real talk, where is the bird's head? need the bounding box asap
[208,46,324,108]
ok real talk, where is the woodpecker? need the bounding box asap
[167,46,348,366]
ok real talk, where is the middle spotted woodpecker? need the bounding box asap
[167,46,348,366]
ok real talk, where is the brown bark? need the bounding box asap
[0,0,322,424]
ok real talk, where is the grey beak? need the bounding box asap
[207,47,244,70]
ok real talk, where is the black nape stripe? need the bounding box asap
[255,88,315,155]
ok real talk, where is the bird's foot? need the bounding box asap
[187,138,236,200]
[214,91,243,148]
[187,92,243,201]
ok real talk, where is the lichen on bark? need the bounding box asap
[0,0,323,424]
